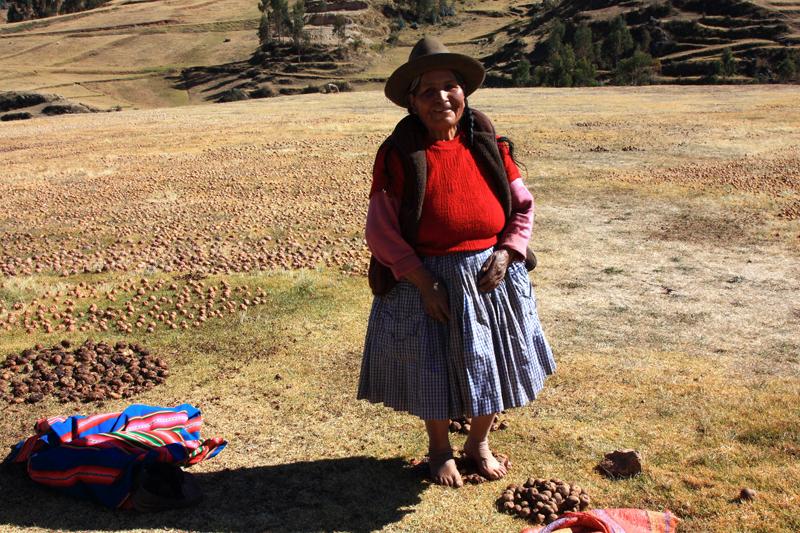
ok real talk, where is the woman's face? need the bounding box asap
[408,69,465,139]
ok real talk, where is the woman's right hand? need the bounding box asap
[420,281,450,323]
[405,267,450,323]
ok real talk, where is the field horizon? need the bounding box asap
[1,85,799,532]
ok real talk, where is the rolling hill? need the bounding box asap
[0,0,798,111]
[0,0,529,109]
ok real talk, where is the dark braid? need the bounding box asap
[497,135,528,176]
[460,102,475,147]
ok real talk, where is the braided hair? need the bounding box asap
[497,134,527,175]
[458,103,475,147]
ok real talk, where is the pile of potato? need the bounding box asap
[498,477,591,525]
[0,340,167,404]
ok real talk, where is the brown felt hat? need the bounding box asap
[384,36,485,108]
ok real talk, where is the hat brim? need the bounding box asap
[384,52,485,108]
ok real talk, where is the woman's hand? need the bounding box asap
[405,267,451,323]
[420,281,450,323]
[478,249,513,293]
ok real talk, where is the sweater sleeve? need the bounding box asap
[365,190,424,280]
[497,179,534,259]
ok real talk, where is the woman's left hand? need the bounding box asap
[478,249,512,293]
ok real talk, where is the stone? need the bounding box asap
[597,449,643,478]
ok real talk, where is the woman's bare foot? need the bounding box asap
[428,449,463,487]
[463,439,509,480]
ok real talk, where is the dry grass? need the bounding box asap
[0,86,799,532]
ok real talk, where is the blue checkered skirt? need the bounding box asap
[357,247,555,420]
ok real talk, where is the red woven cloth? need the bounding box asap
[530,509,679,533]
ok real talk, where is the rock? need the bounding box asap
[1,112,33,121]
[305,0,367,13]
[250,86,276,99]
[0,91,59,112]
[216,88,250,103]
[596,449,643,478]
[307,13,353,26]
[41,102,98,116]
[739,487,757,501]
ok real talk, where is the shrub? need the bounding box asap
[776,52,798,82]
[613,50,659,85]
[721,47,736,77]
[602,16,635,68]
[250,86,276,98]
[333,15,347,45]
[512,58,532,87]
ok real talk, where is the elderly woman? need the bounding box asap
[358,37,555,487]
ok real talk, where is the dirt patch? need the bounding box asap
[649,210,765,244]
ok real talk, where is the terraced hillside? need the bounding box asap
[0,0,527,109]
[1,0,798,110]
[485,0,800,84]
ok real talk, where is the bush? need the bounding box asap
[333,15,347,45]
[776,52,798,82]
[512,58,532,87]
[335,80,353,92]
[250,86,276,98]
[602,16,634,68]
[613,50,659,85]
[573,57,597,86]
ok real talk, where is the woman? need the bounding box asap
[358,37,555,488]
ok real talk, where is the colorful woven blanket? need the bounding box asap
[534,508,679,533]
[5,403,226,509]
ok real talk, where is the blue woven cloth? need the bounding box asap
[6,404,226,509]
[358,247,555,420]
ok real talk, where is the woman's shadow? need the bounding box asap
[0,456,427,532]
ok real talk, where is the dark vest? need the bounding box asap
[368,109,536,296]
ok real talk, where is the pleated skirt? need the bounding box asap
[357,247,555,420]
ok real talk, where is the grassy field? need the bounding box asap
[1,86,799,533]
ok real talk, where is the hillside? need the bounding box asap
[0,0,528,109]
[0,0,798,110]
[484,0,800,85]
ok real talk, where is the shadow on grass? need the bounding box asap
[0,456,425,532]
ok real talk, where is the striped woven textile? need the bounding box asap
[5,404,226,509]
[537,508,679,533]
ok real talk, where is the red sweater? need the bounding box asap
[370,133,520,255]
